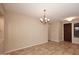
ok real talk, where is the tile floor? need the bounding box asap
[7,41,79,55]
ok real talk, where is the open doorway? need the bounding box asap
[64,23,72,42]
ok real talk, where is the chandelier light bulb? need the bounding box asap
[45,18,47,20]
[48,19,50,21]
[40,18,43,21]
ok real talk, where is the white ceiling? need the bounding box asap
[3,3,79,20]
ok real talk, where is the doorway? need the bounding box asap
[64,23,72,42]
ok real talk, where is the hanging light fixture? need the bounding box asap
[40,9,50,24]
[64,16,78,21]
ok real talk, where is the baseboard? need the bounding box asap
[72,41,79,44]
[50,40,60,42]
[4,41,48,54]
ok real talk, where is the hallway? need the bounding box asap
[7,41,79,55]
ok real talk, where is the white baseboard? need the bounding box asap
[72,41,79,44]
[4,41,48,54]
[50,40,60,42]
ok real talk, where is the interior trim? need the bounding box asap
[4,41,48,54]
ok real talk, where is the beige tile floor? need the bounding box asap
[7,41,79,55]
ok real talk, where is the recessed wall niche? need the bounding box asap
[74,23,79,37]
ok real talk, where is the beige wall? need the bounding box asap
[49,19,79,44]
[49,21,62,42]
[0,4,5,54]
[63,20,79,44]
[4,12,48,53]
[0,17,4,54]
[0,4,4,16]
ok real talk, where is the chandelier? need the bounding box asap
[40,9,50,24]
